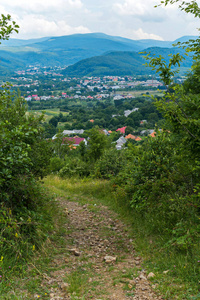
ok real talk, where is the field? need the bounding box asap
[27,108,69,122]
[119,89,165,97]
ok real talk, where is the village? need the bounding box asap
[7,65,167,102]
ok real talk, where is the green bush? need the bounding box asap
[0,182,57,269]
[113,131,199,227]
[93,148,126,179]
[59,157,90,178]
[50,156,65,173]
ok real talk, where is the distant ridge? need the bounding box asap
[0,33,196,76]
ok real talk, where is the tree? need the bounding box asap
[51,132,73,159]
[49,116,59,127]
[146,0,200,157]
[0,85,52,207]
[0,15,53,208]
[87,127,108,161]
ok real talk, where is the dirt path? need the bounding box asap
[42,197,163,300]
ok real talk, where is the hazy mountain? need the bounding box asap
[0,37,50,47]
[0,33,196,76]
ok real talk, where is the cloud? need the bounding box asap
[0,0,87,39]
[0,0,198,41]
[131,28,164,40]
[113,0,164,21]
[12,15,90,39]
[2,0,83,15]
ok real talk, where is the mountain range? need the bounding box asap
[0,33,196,76]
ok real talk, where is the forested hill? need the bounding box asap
[0,33,196,76]
[62,47,193,77]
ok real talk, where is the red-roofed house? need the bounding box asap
[62,137,87,147]
[125,134,142,142]
[125,134,136,140]
[135,137,142,141]
[116,126,127,135]
[149,132,157,138]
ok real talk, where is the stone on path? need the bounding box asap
[104,255,117,263]
[147,272,156,279]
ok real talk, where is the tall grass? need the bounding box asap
[44,175,200,300]
[0,182,66,298]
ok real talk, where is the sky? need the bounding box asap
[0,0,199,41]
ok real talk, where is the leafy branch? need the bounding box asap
[0,14,19,42]
[155,0,200,18]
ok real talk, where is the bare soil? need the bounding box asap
[42,198,164,300]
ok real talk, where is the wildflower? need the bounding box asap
[15,233,18,238]
[0,256,3,262]
[32,245,35,251]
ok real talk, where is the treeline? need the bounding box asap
[39,96,163,139]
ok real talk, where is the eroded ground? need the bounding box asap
[40,197,164,300]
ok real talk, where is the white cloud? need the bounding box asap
[0,0,83,14]
[12,15,90,39]
[0,0,198,41]
[131,28,164,40]
[113,0,164,20]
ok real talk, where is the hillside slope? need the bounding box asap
[62,47,193,77]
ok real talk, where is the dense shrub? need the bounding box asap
[59,157,91,178]
[0,181,58,265]
[50,156,65,173]
[93,148,126,179]
[0,86,52,208]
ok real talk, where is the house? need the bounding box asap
[125,134,142,142]
[135,137,142,141]
[125,134,136,140]
[116,126,127,135]
[52,129,85,140]
[115,136,127,150]
[124,108,139,117]
[62,137,87,148]
[149,132,157,137]
[140,120,147,125]
[102,129,109,135]
[113,94,123,100]
[140,129,155,136]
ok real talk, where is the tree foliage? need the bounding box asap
[156,0,200,18]
[0,14,19,42]
[0,85,52,207]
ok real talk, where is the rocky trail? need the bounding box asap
[41,196,164,300]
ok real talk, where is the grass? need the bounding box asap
[117,89,164,97]
[0,185,68,300]
[43,175,200,300]
[27,108,69,122]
